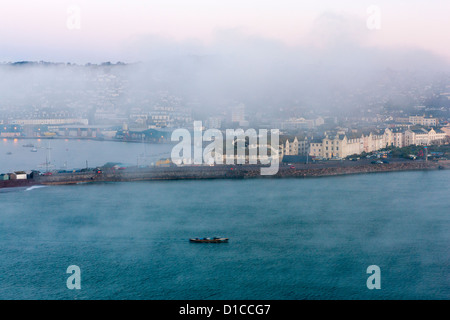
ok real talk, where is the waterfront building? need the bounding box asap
[279,136,312,158]
[404,128,447,146]
[115,127,171,143]
[0,124,22,137]
[54,125,116,138]
[284,137,299,156]
[298,137,310,156]
[384,128,406,148]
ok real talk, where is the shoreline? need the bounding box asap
[1,159,448,188]
[1,136,174,144]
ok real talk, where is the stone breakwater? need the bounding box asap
[30,159,449,186]
[274,161,450,177]
[1,160,448,189]
[247,160,450,179]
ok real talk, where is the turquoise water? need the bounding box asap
[0,170,448,299]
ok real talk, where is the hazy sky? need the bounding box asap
[1,0,449,63]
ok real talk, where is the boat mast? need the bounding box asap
[46,141,49,172]
[45,140,52,172]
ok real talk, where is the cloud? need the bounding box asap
[304,11,370,49]
[1,11,448,116]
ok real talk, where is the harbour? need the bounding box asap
[2,0,450,305]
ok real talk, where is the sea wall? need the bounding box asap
[34,160,449,186]
[35,166,246,185]
[261,160,450,178]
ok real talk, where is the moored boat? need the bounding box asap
[189,237,229,243]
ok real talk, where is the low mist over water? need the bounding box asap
[0,171,448,299]
[1,1,449,304]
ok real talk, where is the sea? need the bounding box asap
[0,139,449,299]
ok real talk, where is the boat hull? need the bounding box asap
[189,238,229,243]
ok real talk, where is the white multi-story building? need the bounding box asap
[404,128,446,146]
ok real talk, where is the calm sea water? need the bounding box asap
[0,138,172,172]
[0,139,449,299]
[0,168,449,299]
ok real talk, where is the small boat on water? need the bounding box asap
[30,148,38,152]
[189,237,229,243]
[23,143,34,148]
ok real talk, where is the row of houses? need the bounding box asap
[272,125,449,161]
[308,127,448,159]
